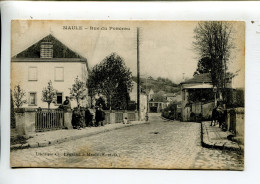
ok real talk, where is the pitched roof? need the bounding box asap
[181,73,212,84]
[164,93,175,97]
[13,34,86,59]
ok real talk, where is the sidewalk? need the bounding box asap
[201,121,243,152]
[11,121,146,150]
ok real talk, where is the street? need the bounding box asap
[11,114,244,169]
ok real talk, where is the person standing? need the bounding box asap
[85,106,92,127]
[62,96,71,111]
[100,107,105,126]
[89,106,95,127]
[95,106,102,127]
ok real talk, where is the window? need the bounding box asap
[55,67,64,81]
[40,42,53,58]
[29,92,37,106]
[28,67,37,81]
[56,93,63,105]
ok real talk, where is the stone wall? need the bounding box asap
[14,108,138,136]
[104,110,138,124]
[226,107,244,144]
[14,108,36,136]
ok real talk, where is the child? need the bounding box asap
[123,117,128,124]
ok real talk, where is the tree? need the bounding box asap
[193,21,235,101]
[11,90,16,128]
[87,53,133,110]
[13,84,27,108]
[42,80,57,109]
[95,96,107,109]
[69,76,87,108]
[193,57,213,76]
[86,73,96,107]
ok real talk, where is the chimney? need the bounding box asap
[182,73,185,82]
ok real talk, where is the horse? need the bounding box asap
[211,107,225,128]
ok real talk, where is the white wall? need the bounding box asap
[11,61,87,108]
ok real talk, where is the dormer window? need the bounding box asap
[40,41,53,58]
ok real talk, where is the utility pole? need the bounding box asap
[137,27,140,120]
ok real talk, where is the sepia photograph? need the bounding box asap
[10,20,245,169]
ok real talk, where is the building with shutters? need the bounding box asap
[11,34,89,109]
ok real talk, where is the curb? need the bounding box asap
[201,122,242,152]
[160,116,175,121]
[11,121,147,151]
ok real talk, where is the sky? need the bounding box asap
[11,20,245,88]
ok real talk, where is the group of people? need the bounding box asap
[72,105,106,130]
[58,96,106,130]
[85,106,106,128]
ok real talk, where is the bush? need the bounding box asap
[10,135,27,145]
[225,88,244,108]
[161,103,177,120]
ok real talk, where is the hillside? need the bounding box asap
[132,76,181,94]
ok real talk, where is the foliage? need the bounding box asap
[69,76,87,108]
[95,96,107,109]
[151,91,166,102]
[87,53,133,110]
[111,82,131,110]
[193,57,213,76]
[224,88,244,108]
[157,77,176,86]
[13,84,27,108]
[161,103,177,120]
[11,90,16,128]
[10,135,27,145]
[42,80,57,109]
[127,101,137,111]
[188,89,215,103]
[193,21,235,96]
[133,76,180,94]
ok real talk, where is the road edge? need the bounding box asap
[10,121,147,151]
[201,121,242,152]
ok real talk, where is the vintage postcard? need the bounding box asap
[10,20,244,169]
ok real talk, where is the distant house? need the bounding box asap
[11,34,89,109]
[148,89,154,101]
[164,93,175,102]
[148,90,166,113]
[180,73,232,121]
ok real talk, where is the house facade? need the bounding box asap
[180,73,232,121]
[11,34,89,109]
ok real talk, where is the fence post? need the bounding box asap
[110,111,116,124]
[123,111,128,121]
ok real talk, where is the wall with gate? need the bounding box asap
[14,108,138,136]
